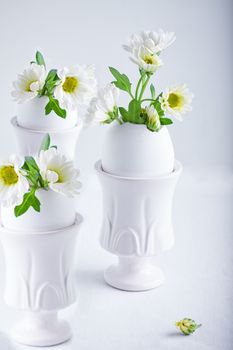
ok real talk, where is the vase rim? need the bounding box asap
[11,116,82,135]
[0,212,83,236]
[95,160,182,181]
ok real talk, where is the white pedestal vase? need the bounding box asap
[96,160,182,291]
[95,122,182,291]
[11,117,82,159]
[0,213,82,347]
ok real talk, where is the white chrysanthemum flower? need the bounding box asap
[36,148,81,197]
[146,105,161,131]
[159,84,193,120]
[130,46,163,73]
[123,29,175,73]
[11,63,46,103]
[84,83,120,126]
[54,65,97,110]
[123,29,176,55]
[0,155,29,207]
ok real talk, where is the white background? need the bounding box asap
[0,0,233,349]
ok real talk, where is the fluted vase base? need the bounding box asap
[104,257,164,292]
[11,311,71,347]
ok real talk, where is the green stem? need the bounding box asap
[135,76,143,100]
[138,74,151,101]
[116,117,123,125]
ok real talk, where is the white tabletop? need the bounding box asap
[0,168,232,350]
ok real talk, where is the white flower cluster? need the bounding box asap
[0,155,29,207]
[11,31,193,130]
[159,84,193,121]
[0,148,81,208]
[12,61,96,111]
[85,84,119,126]
[123,29,176,73]
[84,29,193,127]
[54,65,96,110]
[36,148,81,197]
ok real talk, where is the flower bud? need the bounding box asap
[176,318,201,335]
[146,105,161,132]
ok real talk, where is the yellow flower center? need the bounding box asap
[168,93,183,109]
[0,166,18,186]
[49,168,64,183]
[143,55,155,65]
[25,80,36,92]
[62,76,78,93]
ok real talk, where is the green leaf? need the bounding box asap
[150,84,156,99]
[22,157,41,187]
[119,107,129,122]
[152,98,165,118]
[45,97,67,118]
[103,108,118,125]
[14,189,41,217]
[103,118,114,124]
[109,67,132,95]
[39,69,59,96]
[27,173,39,187]
[24,157,39,170]
[45,100,53,115]
[128,99,140,119]
[40,134,51,151]
[160,118,173,125]
[23,156,39,172]
[127,100,144,124]
[31,194,40,212]
[36,51,46,67]
[46,69,58,82]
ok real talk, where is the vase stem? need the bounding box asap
[104,256,164,292]
[10,310,72,347]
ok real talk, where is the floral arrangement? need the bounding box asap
[85,29,193,132]
[12,51,96,118]
[0,135,81,217]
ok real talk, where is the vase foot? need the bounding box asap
[10,311,72,347]
[104,256,164,291]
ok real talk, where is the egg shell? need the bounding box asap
[101,122,175,178]
[17,96,78,131]
[1,189,76,232]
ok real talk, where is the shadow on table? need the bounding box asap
[165,331,184,338]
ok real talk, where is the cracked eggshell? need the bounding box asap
[101,122,175,178]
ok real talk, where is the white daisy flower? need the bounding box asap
[130,46,163,73]
[54,65,97,110]
[159,84,193,120]
[146,105,161,132]
[11,63,46,103]
[0,155,29,207]
[84,83,120,126]
[123,29,176,55]
[36,148,81,197]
